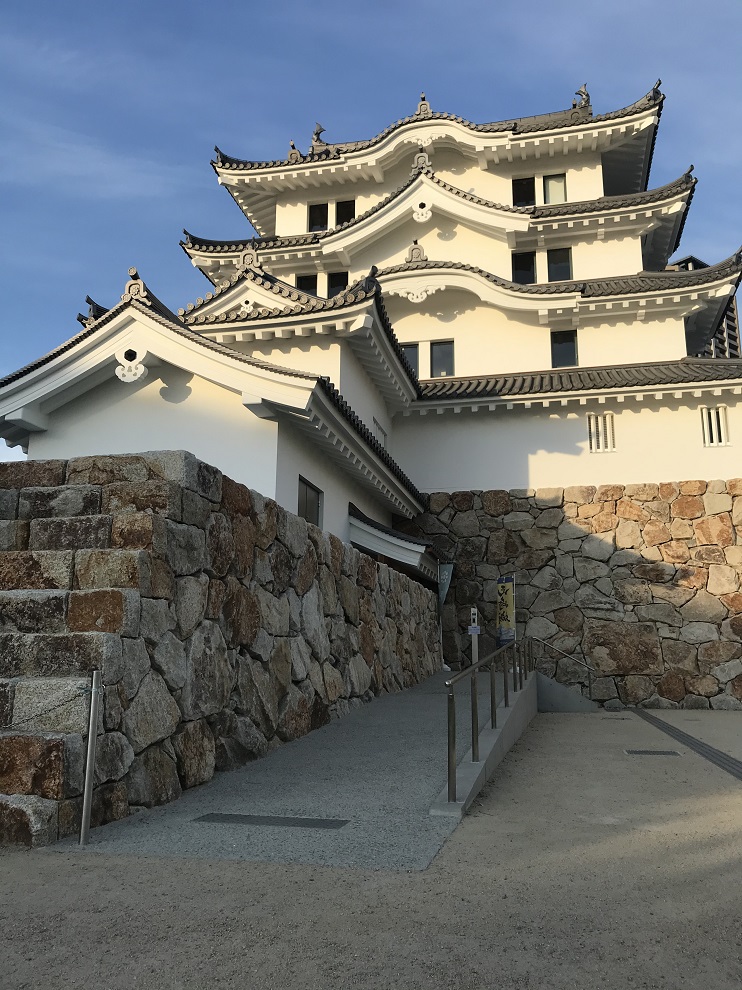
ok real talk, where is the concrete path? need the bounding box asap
[49,670,507,870]
[4,709,742,990]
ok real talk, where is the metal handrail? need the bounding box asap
[529,636,596,700]
[445,637,533,803]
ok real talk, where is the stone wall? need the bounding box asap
[0,452,440,844]
[399,481,742,710]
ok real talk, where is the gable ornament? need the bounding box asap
[115,346,148,383]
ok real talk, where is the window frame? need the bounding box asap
[512,250,537,285]
[308,202,329,232]
[298,476,323,527]
[547,247,573,282]
[335,199,356,226]
[543,173,567,205]
[295,273,318,295]
[550,329,578,369]
[430,340,455,378]
[400,343,419,377]
[512,176,536,208]
[327,271,349,297]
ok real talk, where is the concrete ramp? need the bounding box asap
[537,672,600,712]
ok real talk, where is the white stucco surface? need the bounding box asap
[28,368,280,497]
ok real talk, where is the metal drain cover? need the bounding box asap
[625,749,681,756]
[194,813,349,829]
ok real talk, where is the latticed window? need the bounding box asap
[700,406,729,447]
[587,413,615,453]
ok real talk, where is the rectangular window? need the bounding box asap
[512,251,537,285]
[308,203,328,232]
[543,173,567,204]
[512,176,535,207]
[373,418,388,448]
[587,413,616,453]
[327,271,349,297]
[296,274,317,295]
[547,247,572,282]
[401,343,419,377]
[701,406,729,447]
[335,199,356,226]
[431,340,454,378]
[298,477,323,527]
[551,330,578,368]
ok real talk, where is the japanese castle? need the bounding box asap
[1,83,740,555]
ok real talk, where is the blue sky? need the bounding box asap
[1,0,741,458]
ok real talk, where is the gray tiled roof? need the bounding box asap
[183,166,694,260]
[181,268,421,391]
[375,249,742,298]
[213,87,663,173]
[418,357,742,401]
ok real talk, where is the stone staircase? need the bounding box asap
[0,460,144,845]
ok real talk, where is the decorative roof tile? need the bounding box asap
[418,357,742,401]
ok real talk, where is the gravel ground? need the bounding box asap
[3,710,742,990]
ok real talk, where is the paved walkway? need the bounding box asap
[50,670,506,870]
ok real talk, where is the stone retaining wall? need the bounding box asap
[0,452,440,842]
[399,481,742,710]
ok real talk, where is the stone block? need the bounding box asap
[675,566,707,590]
[0,793,59,847]
[12,678,91,734]
[582,533,616,561]
[591,512,618,534]
[235,655,279,736]
[698,640,741,667]
[564,486,596,504]
[120,637,150,700]
[74,549,150,592]
[0,460,66,490]
[208,710,267,770]
[707,564,739,596]
[679,480,706,496]
[253,496,278,551]
[680,590,726,624]
[614,580,651,605]
[582,619,662,676]
[617,675,654,704]
[172,719,215,789]
[525,616,559,640]
[0,520,28,551]
[121,670,181,753]
[661,640,698,673]
[660,541,690,564]
[428,492,451,514]
[655,670,686,703]
[0,590,67,633]
[671,496,704,519]
[616,499,649,523]
[165,522,207,576]
[232,515,256,579]
[711,658,742,684]
[174,574,209,639]
[679,622,719,644]
[486,530,522,563]
[634,603,682,626]
[693,514,734,547]
[615,519,642,549]
[684,674,718,697]
[221,580,260,649]
[181,490,212,528]
[481,490,511,516]
[624,484,659,502]
[94,731,135,785]
[302,583,330,660]
[721,592,742,613]
[710,694,742,710]
[110,512,167,552]
[151,632,187,692]
[534,488,563,508]
[503,511,534,531]
[450,492,475,512]
[178,622,231,721]
[0,730,83,799]
[19,486,101,522]
[633,561,675,583]
[276,684,313,741]
[123,743,182,807]
[67,589,140,635]
[643,520,671,546]
[0,551,74,591]
[296,545,318,596]
[206,513,235,577]
[57,780,129,837]
[0,631,122,679]
[101,480,182,519]
[140,598,176,643]
[323,663,345,703]
[721,616,742,642]
[0,489,18,520]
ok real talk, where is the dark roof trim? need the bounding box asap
[418,357,742,401]
[213,87,664,173]
[348,502,436,551]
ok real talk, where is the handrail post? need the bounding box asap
[503,645,509,707]
[490,655,497,729]
[79,669,102,847]
[447,688,456,802]
[469,608,480,763]
[512,643,518,694]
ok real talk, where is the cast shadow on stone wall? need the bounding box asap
[397,481,742,711]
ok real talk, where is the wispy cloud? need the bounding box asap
[0,111,198,200]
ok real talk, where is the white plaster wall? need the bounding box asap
[571,237,643,279]
[275,421,392,541]
[578,317,688,367]
[337,347,392,437]
[28,368,279,496]
[393,398,742,491]
[236,338,341,382]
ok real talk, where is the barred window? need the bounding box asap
[587,413,615,453]
[700,406,729,447]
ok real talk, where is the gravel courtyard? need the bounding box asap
[3,710,742,990]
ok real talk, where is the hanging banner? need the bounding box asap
[437,563,454,610]
[496,575,515,646]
